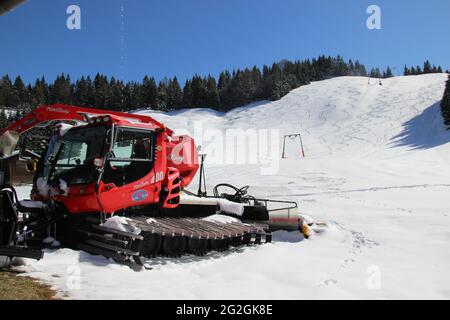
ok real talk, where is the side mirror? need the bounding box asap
[94,158,104,171]
[106,128,114,147]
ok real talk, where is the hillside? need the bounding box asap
[14,74,450,299]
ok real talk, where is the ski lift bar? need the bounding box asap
[282,133,305,159]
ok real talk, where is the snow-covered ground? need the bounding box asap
[14,74,450,299]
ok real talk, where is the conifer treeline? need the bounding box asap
[0,56,443,128]
[403,60,443,76]
[441,74,450,128]
[0,56,371,119]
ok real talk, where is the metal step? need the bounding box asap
[91,224,144,240]
[0,245,43,260]
[84,239,139,256]
[77,229,130,246]
[76,242,128,261]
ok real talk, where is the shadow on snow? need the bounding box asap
[390,102,450,150]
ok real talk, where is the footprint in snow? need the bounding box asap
[340,258,356,269]
[319,278,338,287]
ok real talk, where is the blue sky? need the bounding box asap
[1,0,449,84]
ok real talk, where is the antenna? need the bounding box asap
[197,146,207,197]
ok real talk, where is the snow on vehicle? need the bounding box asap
[0,104,304,269]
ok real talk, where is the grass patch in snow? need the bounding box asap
[0,271,57,300]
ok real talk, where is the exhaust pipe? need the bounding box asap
[0,0,27,16]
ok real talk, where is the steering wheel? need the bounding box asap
[213,183,251,203]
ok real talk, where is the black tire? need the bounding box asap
[210,239,228,251]
[162,236,187,257]
[187,238,208,256]
[0,256,12,270]
[254,234,262,245]
[242,234,252,245]
[265,232,272,243]
[139,233,162,258]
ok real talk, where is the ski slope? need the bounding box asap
[14,73,450,299]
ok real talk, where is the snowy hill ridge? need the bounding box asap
[16,74,450,300]
[138,73,449,159]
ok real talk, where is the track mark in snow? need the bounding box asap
[140,246,251,270]
[330,221,380,270]
[270,183,450,198]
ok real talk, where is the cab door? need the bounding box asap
[97,127,156,213]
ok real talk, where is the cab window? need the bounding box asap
[103,128,154,185]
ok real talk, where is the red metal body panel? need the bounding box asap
[0,104,173,136]
[0,104,199,214]
[166,135,198,187]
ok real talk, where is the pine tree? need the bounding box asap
[190,75,208,107]
[384,66,393,78]
[441,75,450,127]
[73,76,91,107]
[404,65,410,76]
[218,71,232,110]
[0,75,13,108]
[167,77,183,109]
[13,76,28,106]
[109,77,125,111]
[415,65,422,75]
[142,76,158,109]
[31,78,47,107]
[123,82,142,111]
[294,62,309,85]
[157,78,169,111]
[50,73,72,105]
[354,60,367,76]
[205,75,220,109]
[332,56,349,76]
[423,60,432,74]
[182,80,194,108]
[93,73,110,109]
[369,68,382,78]
[250,66,264,100]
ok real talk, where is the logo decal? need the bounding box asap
[46,106,70,114]
[150,171,164,184]
[132,189,148,202]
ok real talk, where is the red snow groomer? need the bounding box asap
[0,105,300,269]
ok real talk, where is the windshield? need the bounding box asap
[49,126,107,185]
